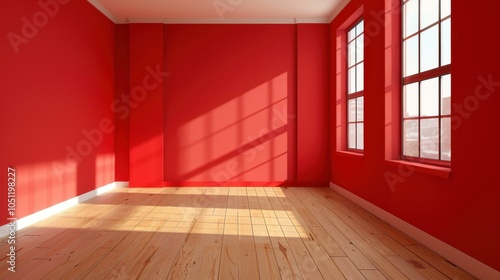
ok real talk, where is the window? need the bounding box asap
[347,20,364,151]
[402,0,451,164]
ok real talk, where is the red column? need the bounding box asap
[296,24,330,187]
[129,24,165,187]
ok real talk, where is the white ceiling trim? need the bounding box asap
[87,0,344,25]
[295,18,331,24]
[127,18,332,24]
[161,18,297,24]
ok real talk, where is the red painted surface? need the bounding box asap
[162,24,299,186]
[122,24,330,187]
[129,24,165,187]
[297,24,330,187]
[114,25,130,181]
[330,0,500,270]
[0,0,115,224]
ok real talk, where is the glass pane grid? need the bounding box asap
[402,77,452,161]
[347,20,364,150]
[347,20,364,95]
[402,0,451,163]
[347,96,364,151]
[403,0,451,78]
[347,19,364,151]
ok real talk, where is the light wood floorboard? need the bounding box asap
[0,187,478,279]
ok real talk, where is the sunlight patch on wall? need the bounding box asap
[95,153,115,187]
[177,72,290,182]
[16,160,77,217]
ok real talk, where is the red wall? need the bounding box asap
[163,24,297,186]
[0,0,116,225]
[114,25,130,181]
[124,24,330,187]
[297,24,330,186]
[330,0,500,270]
[129,24,165,187]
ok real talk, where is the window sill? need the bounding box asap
[336,150,364,159]
[385,160,451,179]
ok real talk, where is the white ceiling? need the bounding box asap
[88,0,350,24]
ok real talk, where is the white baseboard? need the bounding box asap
[0,181,129,238]
[329,182,500,280]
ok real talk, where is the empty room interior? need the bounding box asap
[1,0,499,279]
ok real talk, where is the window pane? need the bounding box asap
[357,123,364,150]
[348,124,356,149]
[356,21,364,36]
[441,0,451,19]
[441,117,451,161]
[348,67,356,94]
[356,62,364,92]
[404,36,419,77]
[420,0,439,29]
[441,74,451,115]
[348,99,356,122]
[420,118,439,160]
[441,18,451,66]
[404,82,419,117]
[356,97,364,121]
[348,28,356,42]
[356,36,364,63]
[404,0,418,37]
[420,78,439,116]
[348,41,356,67]
[403,120,419,157]
[420,25,439,72]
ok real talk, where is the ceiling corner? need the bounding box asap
[87,0,122,23]
[328,0,351,23]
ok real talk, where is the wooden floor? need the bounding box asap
[0,187,477,280]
